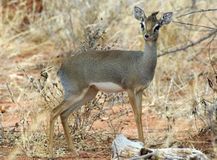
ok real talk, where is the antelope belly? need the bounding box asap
[91,82,124,92]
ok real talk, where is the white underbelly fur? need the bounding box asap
[91,82,124,92]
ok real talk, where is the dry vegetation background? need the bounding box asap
[0,0,217,159]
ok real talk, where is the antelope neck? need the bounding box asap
[143,40,157,59]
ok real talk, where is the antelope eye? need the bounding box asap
[153,25,160,32]
[140,22,145,31]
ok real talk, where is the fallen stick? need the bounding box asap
[111,134,209,160]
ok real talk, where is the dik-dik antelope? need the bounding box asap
[49,6,173,156]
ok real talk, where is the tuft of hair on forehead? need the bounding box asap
[147,11,159,21]
[151,11,159,17]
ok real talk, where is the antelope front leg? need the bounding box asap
[128,90,144,142]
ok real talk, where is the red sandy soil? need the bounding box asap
[0,101,214,159]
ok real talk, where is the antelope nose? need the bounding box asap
[144,34,149,39]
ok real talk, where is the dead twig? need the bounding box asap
[158,29,217,57]
[177,8,217,18]
[6,83,22,108]
[208,33,217,75]
[188,31,217,61]
[172,20,216,30]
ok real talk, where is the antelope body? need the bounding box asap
[49,6,173,156]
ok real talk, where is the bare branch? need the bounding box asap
[172,20,216,30]
[208,33,217,75]
[158,29,217,57]
[204,14,217,27]
[177,8,217,18]
[187,32,217,61]
[6,83,22,108]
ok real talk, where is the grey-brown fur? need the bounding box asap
[48,6,173,157]
[58,46,157,98]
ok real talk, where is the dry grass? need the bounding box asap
[0,0,217,159]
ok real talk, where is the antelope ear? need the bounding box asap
[159,12,173,25]
[134,6,146,21]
